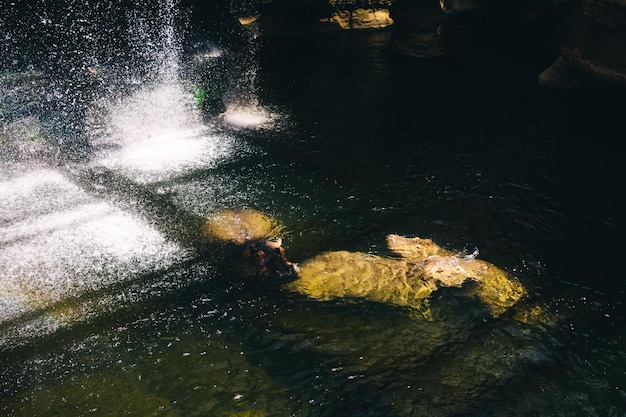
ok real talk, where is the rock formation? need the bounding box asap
[203,208,298,278]
[203,208,284,245]
[288,234,526,318]
[322,8,394,30]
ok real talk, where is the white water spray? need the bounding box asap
[0,0,278,346]
[92,81,236,184]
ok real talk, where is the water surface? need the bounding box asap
[1,3,624,416]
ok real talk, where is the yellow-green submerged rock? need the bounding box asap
[288,234,526,317]
[289,250,437,316]
[203,208,283,245]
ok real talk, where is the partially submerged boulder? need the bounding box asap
[203,208,284,245]
[288,234,526,317]
[287,249,438,316]
[204,209,526,316]
[203,208,297,278]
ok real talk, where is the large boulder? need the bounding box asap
[203,208,298,278]
[288,234,526,317]
[204,210,526,316]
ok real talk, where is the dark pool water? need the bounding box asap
[1,2,624,416]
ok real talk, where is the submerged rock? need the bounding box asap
[387,234,526,316]
[288,234,526,317]
[288,249,438,316]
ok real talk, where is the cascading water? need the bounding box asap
[0,0,266,348]
[1,1,624,416]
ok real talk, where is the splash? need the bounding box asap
[126,0,181,84]
[87,0,245,183]
[0,168,189,342]
[0,0,267,347]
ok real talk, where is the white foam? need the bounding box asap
[97,128,231,183]
[92,82,235,184]
[0,203,185,300]
[221,105,273,128]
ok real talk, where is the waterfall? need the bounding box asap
[0,0,237,346]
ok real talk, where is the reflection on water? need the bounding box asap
[1,2,625,417]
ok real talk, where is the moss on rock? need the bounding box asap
[288,234,526,317]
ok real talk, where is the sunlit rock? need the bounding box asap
[288,250,438,317]
[237,15,260,26]
[540,0,626,88]
[203,208,297,278]
[204,209,525,314]
[288,234,526,317]
[387,235,526,315]
[323,8,394,30]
